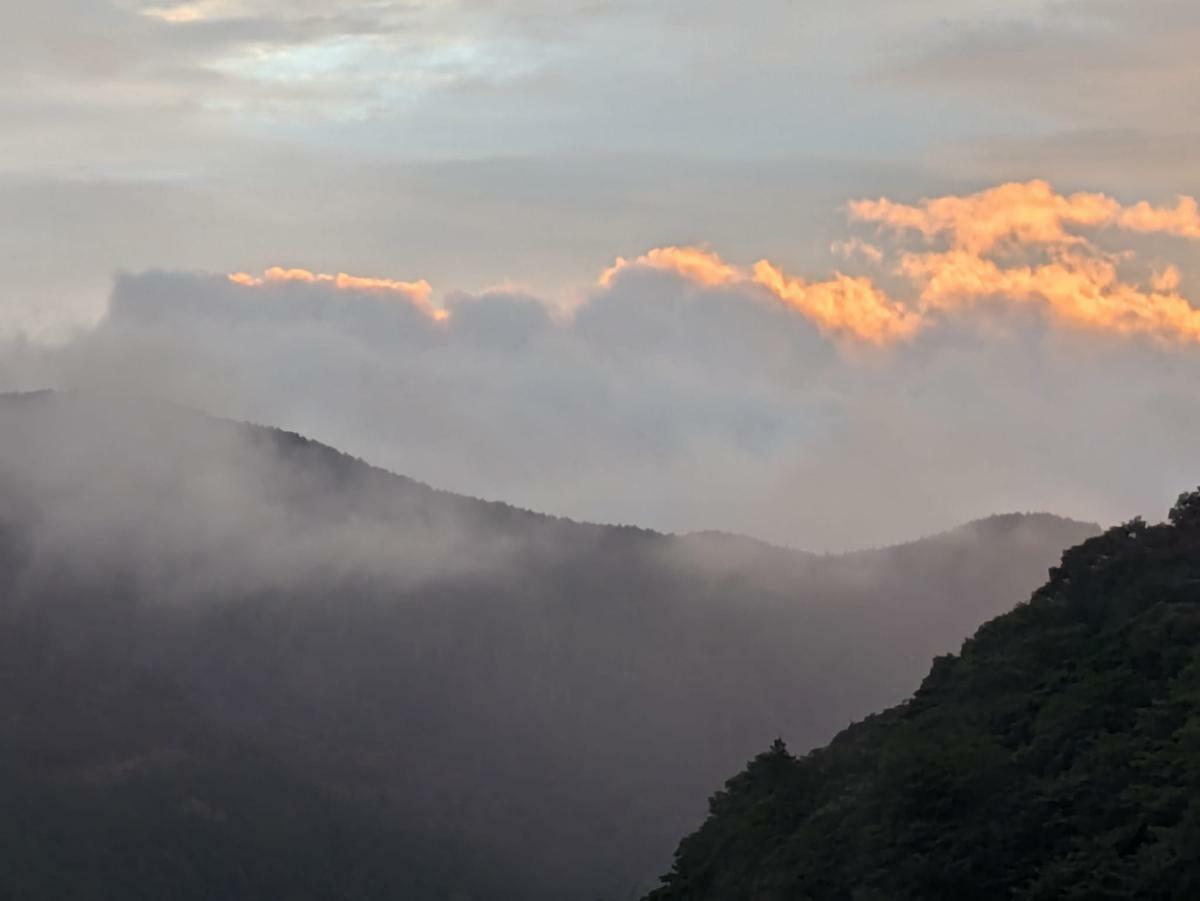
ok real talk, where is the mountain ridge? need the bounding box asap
[644,492,1200,900]
[1,390,1099,556]
[0,390,1103,900]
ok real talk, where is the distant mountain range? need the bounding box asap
[0,391,1099,900]
[645,492,1200,900]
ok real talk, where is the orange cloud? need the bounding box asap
[831,238,884,265]
[604,181,1200,346]
[228,267,445,320]
[849,180,1119,253]
[848,180,1200,343]
[598,246,741,288]
[899,249,1200,341]
[1118,197,1200,239]
[229,180,1200,349]
[1152,265,1182,293]
[598,246,920,344]
[850,179,1200,252]
[751,262,921,345]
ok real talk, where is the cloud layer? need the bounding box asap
[5,180,1200,550]
[6,0,1197,351]
[606,181,1200,346]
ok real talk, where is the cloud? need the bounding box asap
[885,1,1200,131]
[750,261,920,346]
[591,182,1200,347]
[5,2,1198,551]
[7,180,1200,552]
[6,1,1104,348]
[845,180,1200,343]
[600,247,919,345]
[228,266,443,318]
[831,238,884,266]
[897,250,1200,341]
[0,0,1016,182]
[877,1,1200,190]
[928,129,1200,198]
[599,247,742,289]
[849,179,1200,251]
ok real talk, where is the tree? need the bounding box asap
[1168,487,1200,529]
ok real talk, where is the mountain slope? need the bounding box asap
[0,391,1099,900]
[645,492,1200,901]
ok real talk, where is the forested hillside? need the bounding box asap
[0,392,1097,900]
[646,492,1200,901]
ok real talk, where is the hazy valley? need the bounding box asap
[0,392,1099,900]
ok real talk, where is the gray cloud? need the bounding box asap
[0,152,938,339]
[887,1,1200,124]
[16,0,1177,348]
[882,0,1200,186]
[0,393,533,602]
[5,259,1199,550]
[5,0,1197,550]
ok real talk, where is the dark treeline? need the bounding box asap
[646,491,1200,900]
[0,392,1097,900]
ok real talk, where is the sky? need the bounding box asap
[3,0,1200,548]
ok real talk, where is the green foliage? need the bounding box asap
[646,501,1200,900]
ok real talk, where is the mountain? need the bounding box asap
[644,492,1200,901]
[0,391,1098,900]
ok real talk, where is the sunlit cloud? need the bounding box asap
[850,180,1200,344]
[228,266,445,319]
[217,182,1200,349]
[849,179,1200,253]
[599,247,918,345]
[1119,196,1200,240]
[750,262,920,345]
[598,246,742,289]
[604,181,1200,347]
[898,249,1200,341]
[831,238,884,266]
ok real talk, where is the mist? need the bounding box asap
[4,2,1199,897]
[0,390,1098,900]
[2,253,1197,552]
[0,391,544,598]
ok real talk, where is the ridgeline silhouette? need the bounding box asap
[0,392,1098,900]
[646,491,1200,900]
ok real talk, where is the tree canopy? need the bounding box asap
[646,491,1200,901]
